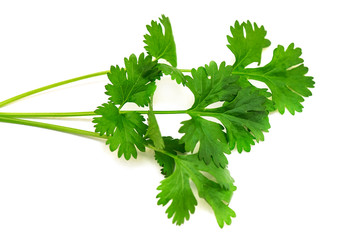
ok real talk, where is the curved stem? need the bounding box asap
[0,116,107,139]
[0,110,188,118]
[0,68,192,108]
[0,70,110,108]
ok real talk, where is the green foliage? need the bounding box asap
[90,15,313,227]
[157,152,236,228]
[144,14,177,67]
[105,53,162,107]
[208,87,272,153]
[236,44,314,114]
[227,22,314,114]
[179,115,230,168]
[180,61,271,166]
[227,21,271,69]
[154,137,185,177]
[185,61,240,110]
[0,14,314,228]
[93,102,147,159]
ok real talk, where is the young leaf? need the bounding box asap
[93,102,147,160]
[105,53,162,107]
[144,15,177,67]
[227,21,271,70]
[234,44,315,114]
[157,154,236,228]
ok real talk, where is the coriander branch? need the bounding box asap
[0,15,314,228]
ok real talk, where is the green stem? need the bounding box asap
[145,110,188,114]
[0,110,188,118]
[0,116,107,139]
[0,70,110,108]
[0,116,181,160]
[179,69,191,73]
[0,69,192,108]
[0,111,97,118]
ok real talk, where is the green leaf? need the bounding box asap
[227,21,314,114]
[93,102,118,136]
[144,15,177,67]
[154,137,185,177]
[234,44,315,114]
[157,162,197,225]
[157,154,236,228]
[181,61,270,160]
[197,179,236,228]
[105,53,162,107]
[209,87,271,152]
[157,63,186,85]
[186,61,240,110]
[227,20,271,70]
[235,76,275,111]
[93,102,147,160]
[179,116,230,168]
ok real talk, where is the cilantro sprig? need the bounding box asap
[0,15,314,228]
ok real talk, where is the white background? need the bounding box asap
[0,0,346,239]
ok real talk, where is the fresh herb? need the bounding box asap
[0,15,314,228]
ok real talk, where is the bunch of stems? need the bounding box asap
[0,69,191,140]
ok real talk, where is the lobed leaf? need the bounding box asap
[186,61,239,110]
[157,153,236,228]
[211,87,272,152]
[157,162,197,225]
[235,44,315,114]
[227,20,271,70]
[179,116,230,168]
[227,20,314,114]
[105,53,162,107]
[181,61,271,162]
[93,102,147,160]
[144,15,177,67]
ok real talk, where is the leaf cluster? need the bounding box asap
[92,15,314,227]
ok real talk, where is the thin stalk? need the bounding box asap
[0,116,107,139]
[0,110,188,118]
[0,112,97,118]
[0,116,182,161]
[0,68,192,108]
[0,70,110,108]
[179,69,191,73]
